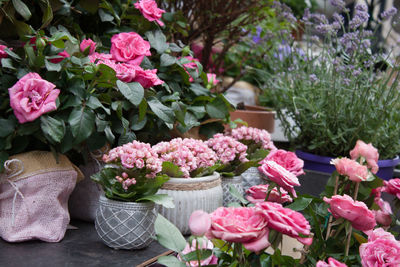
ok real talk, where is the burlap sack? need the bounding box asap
[0,151,83,242]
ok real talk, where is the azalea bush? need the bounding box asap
[155,140,400,266]
[0,0,232,171]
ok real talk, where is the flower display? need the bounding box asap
[323,194,376,231]
[8,72,60,123]
[256,202,313,246]
[229,126,275,151]
[316,257,348,267]
[349,140,379,174]
[359,228,400,266]
[258,160,300,197]
[246,184,292,204]
[179,239,218,266]
[110,32,151,65]
[80,38,97,55]
[188,210,211,236]
[382,178,400,199]
[330,157,371,182]
[206,133,248,164]
[262,149,304,176]
[208,206,270,252]
[134,0,166,26]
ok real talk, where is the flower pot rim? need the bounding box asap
[167,172,220,184]
[99,195,155,208]
[230,109,275,115]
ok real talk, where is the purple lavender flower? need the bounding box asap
[349,4,369,29]
[309,74,318,82]
[252,26,263,44]
[381,7,398,20]
[343,78,351,86]
[340,32,359,54]
[352,68,361,76]
[330,0,346,11]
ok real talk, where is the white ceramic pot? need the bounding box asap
[95,195,156,250]
[221,175,244,207]
[157,172,222,235]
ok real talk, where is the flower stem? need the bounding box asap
[345,182,360,257]
[325,174,339,240]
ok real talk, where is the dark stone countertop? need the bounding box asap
[0,220,167,267]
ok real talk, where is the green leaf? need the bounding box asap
[248,148,269,161]
[190,84,209,96]
[154,214,187,252]
[145,30,169,54]
[148,97,175,123]
[157,256,186,267]
[1,58,15,69]
[68,107,95,144]
[162,161,183,177]
[98,8,114,22]
[45,59,62,72]
[104,126,115,144]
[228,184,249,205]
[87,96,110,115]
[138,98,147,121]
[39,0,53,28]
[12,0,32,20]
[137,194,174,208]
[234,160,259,176]
[286,197,313,211]
[40,115,65,143]
[0,119,15,137]
[118,131,136,146]
[130,115,147,131]
[160,54,176,67]
[206,95,229,119]
[181,249,212,262]
[4,48,21,60]
[116,81,144,106]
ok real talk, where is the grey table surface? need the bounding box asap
[0,220,167,267]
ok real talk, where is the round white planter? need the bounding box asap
[95,195,156,250]
[241,167,267,192]
[157,172,222,235]
[221,175,244,207]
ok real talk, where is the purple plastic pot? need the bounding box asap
[295,150,400,181]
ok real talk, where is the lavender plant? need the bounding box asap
[261,2,400,159]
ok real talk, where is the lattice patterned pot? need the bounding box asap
[241,167,267,192]
[95,195,156,250]
[221,175,243,207]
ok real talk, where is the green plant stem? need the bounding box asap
[345,182,360,257]
[325,174,339,240]
[195,238,202,267]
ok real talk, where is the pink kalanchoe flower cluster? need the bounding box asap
[206,133,248,164]
[115,172,137,190]
[246,184,293,204]
[229,126,276,150]
[261,149,305,176]
[102,140,162,178]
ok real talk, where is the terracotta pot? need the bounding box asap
[229,105,275,133]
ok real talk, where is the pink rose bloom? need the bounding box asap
[350,140,379,174]
[89,52,113,63]
[181,56,200,82]
[263,149,305,176]
[208,207,270,252]
[189,210,211,236]
[133,67,164,88]
[323,194,376,231]
[373,198,392,226]
[246,184,293,204]
[0,44,9,59]
[49,50,70,64]
[382,178,400,199]
[330,157,371,182]
[360,228,400,266]
[134,0,166,26]
[316,257,347,267]
[8,73,60,123]
[110,32,151,65]
[80,38,96,55]
[256,202,313,246]
[113,62,138,83]
[178,239,218,266]
[206,73,219,86]
[258,160,300,197]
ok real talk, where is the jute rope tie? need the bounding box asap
[161,178,221,191]
[0,159,25,225]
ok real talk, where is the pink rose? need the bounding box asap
[0,45,9,59]
[256,202,313,246]
[8,73,60,123]
[323,194,376,231]
[264,149,305,176]
[133,67,164,88]
[89,52,113,63]
[360,228,400,266]
[316,257,347,267]
[382,178,400,199]
[80,38,96,55]
[350,140,379,174]
[206,73,219,86]
[373,198,392,226]
[49,50,70,64]
[246,184,293,204]
[134,0,166,26]
[189,210,211,236]
[113,62,138,83]
[258,160,300,197]
[330,157,371,182]
[208,207,270,252]
[110,32,151,65]
[178,239,218,266]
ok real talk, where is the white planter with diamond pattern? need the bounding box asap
[221,175,244,206]
[95,195,156,250]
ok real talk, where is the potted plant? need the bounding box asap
[262,3,400,180]
[152,137,222,234]
[91,140,173,250]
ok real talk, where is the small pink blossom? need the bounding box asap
[189,210,211,236]
[0,45,9,59]
[134,0,166,26]
[350,140,379,174]
[80,38,97,55]
[178,239,218,266]
[316,257,347,267]
[181,56,200,82]
[229,126,274,151]
[110,32,151,65]
[246,184,293,204]
[206,133,248,164]
[331,157,371,182]
[49,50,70,64]
[382,178,400,199]
[262,149,305,176]
[206,73,219,86]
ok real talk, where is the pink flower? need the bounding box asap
[323,194,376,231]
[206,133,248,164]
[181,56,200,82]
[246,184,293,204]
[0,45,9,59]
[110,32,151,65]
[8,73,60,123]
[229,126,274,151]
[360,228,400,266]
[263,149,305,176]
[208,207,270,252]
[206,73,219,86]
[189,210,211,236]
[316,257,347,267]
[49,50,70,63]
[134,0,166,27]
[80,38,96,55]
[258,160,300,197]
[350,140,379,174]
[178,239,218,266]
[382,178,400,199]
[330,157,371,182]
[373,198,392,226]
[256,202,313,246]
[89,52,113,63]
[133,67,164,88]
